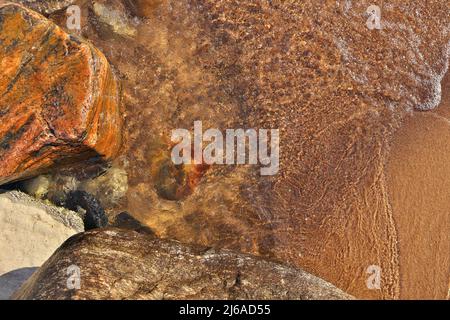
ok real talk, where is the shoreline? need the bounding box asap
[386,71,450,299]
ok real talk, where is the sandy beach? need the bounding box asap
[387,73,450,299]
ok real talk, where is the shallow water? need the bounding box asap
[39,0,450,299]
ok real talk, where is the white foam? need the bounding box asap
[415,43,450,111]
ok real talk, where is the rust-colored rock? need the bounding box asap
[12,228,353,300]
[0,3,121,185]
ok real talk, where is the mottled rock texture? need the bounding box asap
[6,0,75,15]
[13,228,352,300]
[0,3,122,186]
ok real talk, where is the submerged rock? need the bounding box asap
[19,175,50,200]
[92,0,138,38]
[13,228,352,300]
[0,190,83,299]
[0,3,122,186]
[20,163,128,210]
[111,211,155,235]
[78,166,128,208]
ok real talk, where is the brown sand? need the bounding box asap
[386,75,450,299]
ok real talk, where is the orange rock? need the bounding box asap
[0,3,122,185]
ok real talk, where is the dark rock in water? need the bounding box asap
[111,211,155,235]
[12,228,353,300]
[65,191,108,230]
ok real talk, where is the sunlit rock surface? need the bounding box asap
[13,228,353,300]
[0,3,122,185]
[8,0,75,14]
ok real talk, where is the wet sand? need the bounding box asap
[386,74,450,299]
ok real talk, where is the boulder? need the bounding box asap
[0,3,122,186]
[6,1,75,15]
[0,267,37,300]
[0,190,83,299]
[63,190,108,230]
[111,211,155,235]
[13,228,352,300]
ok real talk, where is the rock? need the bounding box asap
[78,166,128,208]
[111,211,155,235]
[7,0,75,15]
[92,0,138,38]
[19,175,50,199]
[0,267,37,300]
[64,190,108,230]
[0,190,83,299]
[0,3,122,186]
[151,149,209,201]
[20,163,128,209]
[13,228,352,300]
